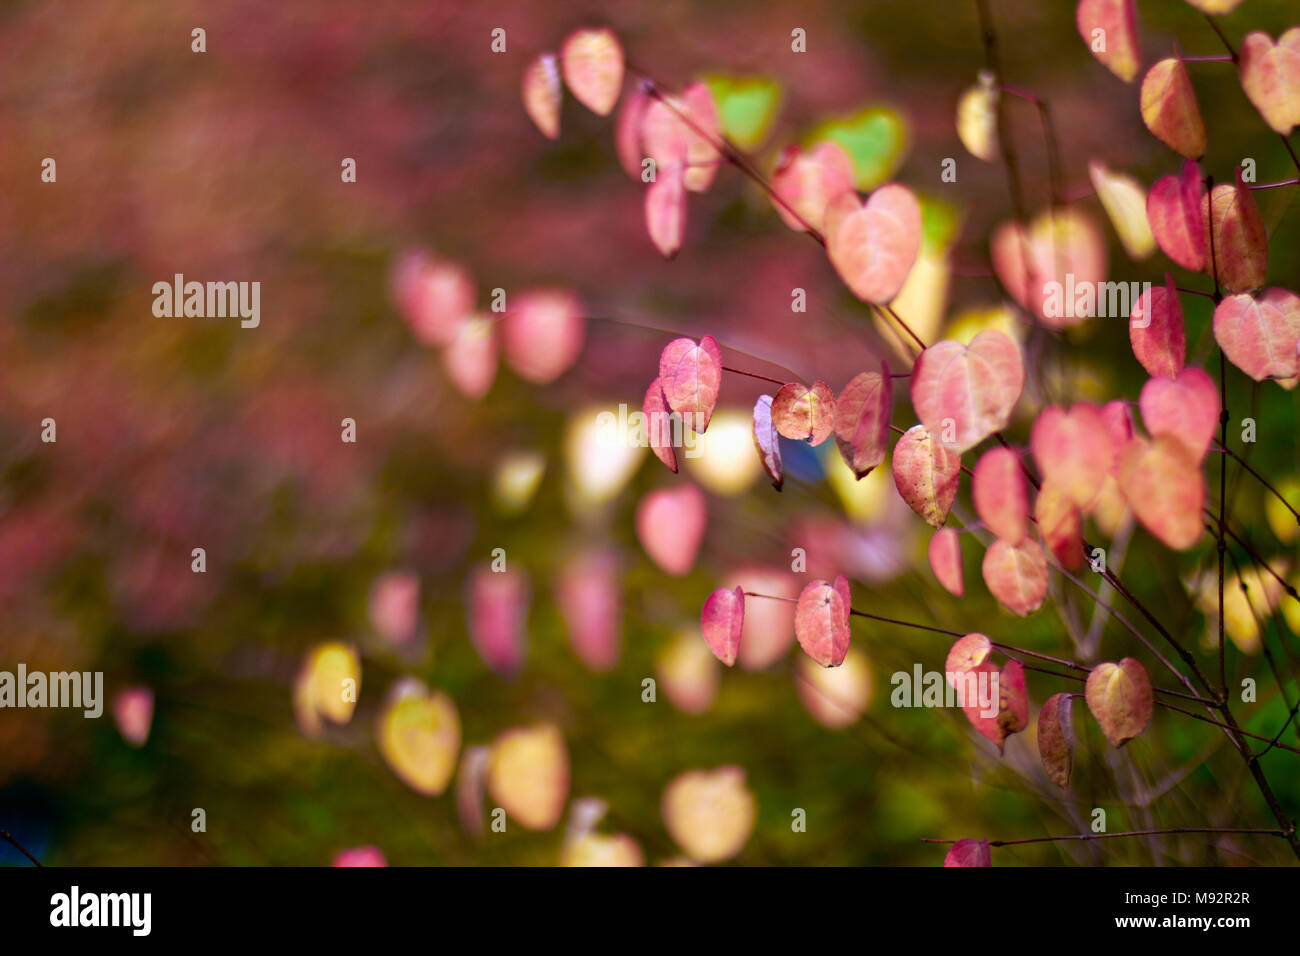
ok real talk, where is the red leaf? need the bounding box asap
[1129,273,1186,378]
[1037,693,1075,787]
[911,330,1024,455]
[794,578,851,667]
[644,378,678,473]
[771,381,837,445]
[1139,366,1219,462]
[1146,159,1208,273]
[892,425,961,528]
[658,335,722,434]
[833,362,892,478]
[701,586,745,667]
[1077,0,1141,83]
[826,183,922,304]
[1213,288,1300,382]
[972,447,1028,543]
[1139,57,1206,158]
[1117,436,1205,550]
[751,394,783,490]
[522,53,562,140]
[1204,170,1268,294]
[944,838,991,867]
[560,28,624,117]
[635,484,707,576]
[1030,402,1114,511]
[928,528,964,597]
[982,538,1048,616]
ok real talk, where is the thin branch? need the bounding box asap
[0,828,42,866]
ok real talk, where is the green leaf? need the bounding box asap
[702,74,781,150]
[807,107,908,192]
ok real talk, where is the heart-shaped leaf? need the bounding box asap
[991,208,1108,326]
[972,446,1029,543]
[826,182,922,304]
[808,107,908,191]
[503,288,586,384]
[944,838,991,867]
[1089,160,1155,259]
[661,766,756,863]
[892,424,961,527]
[751,394,784,489]
[794,578,851,667]
[645,157,687,258]
[467,565,530,676]
[1118,436,1205,550]
[641,85,722,193]
[522,54,562,140]
[635,483,707,576]
[1077,0,1141,83]
[1030,402,1114,511]
[946,633,992,680]
[1037,692,1075,787]
[644,378,679,473]
[704,75,781,150]
[392,251,475,348]
[772,380,836,445]
[1085,658,1153,747]
[658,335,722,433]
[488,724,569,830]
[797,648,871,729]
[769,141,857,233]
[1130,273,1186,378]
[1147,159,1209,273]
[1213,288,1300,382]
[1035,480,1084,571]
[1239,29,1300,135]
[560,28,624,117]
[701,586,745,667]
[1139,365,1218,462]
[1140,57,1206,158]
[912,329,1025,455]
[928,528,964,597]
[1204,171,1268,294]
[376,678,461,796]
[982,538,1048,616]
[833,363,892,478]
[956,71,999,162]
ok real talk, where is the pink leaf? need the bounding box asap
[1101,399,1135,458]
[1146,159,1208,273]
[833,363,892,477]
[1139,57,1206,158]
[644,378,679,473]
[928,528,964,596]
[392,251,475,348]
[369,570,420,645]
[635,484,707,576]
[1129,273,1186,378]
[556,548,622,672]
[502,289,586,384]
[982,538,1048,616]
[645,157,687,258]
[1239,29,1300,135]
[769,141,857,233]
[1117,436,1205,550]
[944,838,991,867]
[946,633,992,679]
[721,566,799,670]
[912,330,1025,454]
[641,85,721,193]
[560,27,624,117]
[972,447,1028,543]
[771,380,837,446]
[1204,170,1268,294]
[1077,0,1141,83]
[468,565,530,676]
[332,846,388,867]
[794,578,851,667]
[442,315,498,399]
[1035,480,1084,571]
[751,394,783,490]
[658,335,722,434]
[1030,402,1114,511]
[1213,288,1300,382]
[701,585,745,667]
[1139,366,1219,462]
[892,424,961,528]
[522,53,562,140]
[615,86,650,179]
[990,209,1108,327]
[826,183,922,304]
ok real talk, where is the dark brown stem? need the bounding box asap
[721,365,786,387]
[0,829,42,866]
